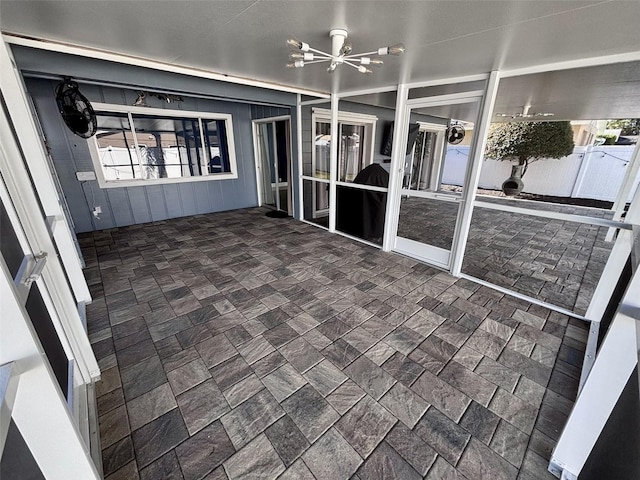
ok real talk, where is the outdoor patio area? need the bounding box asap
[83,208,588,480]
[398,196,614,314]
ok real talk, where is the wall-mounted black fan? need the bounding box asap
[55,78,97,139]
[447,124,465,145]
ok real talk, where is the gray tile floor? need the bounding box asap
[81,208,588,480]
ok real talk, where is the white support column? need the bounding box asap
[382,83,410,252]
[550,183,640,479]
[550,304,639,478]
[296,94,304,220]
[0,40,91,304]
[0,79,100,383]
[328,94,339,232]
[450,71,500,276]
[1,261,100,480]
[605,140,640,241]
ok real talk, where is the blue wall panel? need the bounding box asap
[23,72,291,232]
[16,42,301,232]
[106,188,134,227]
[163,184,183,219]
[145,186,168,222]
[126,188,154,225]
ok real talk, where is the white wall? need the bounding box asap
[442,145,638,202]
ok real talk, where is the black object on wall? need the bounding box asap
[380,122,420,156]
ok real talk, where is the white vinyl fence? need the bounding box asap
[442,145,638,202]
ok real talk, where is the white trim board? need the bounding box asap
[2,33,330,99]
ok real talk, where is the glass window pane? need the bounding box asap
[339,124,366,182]
[303,179,329,227]
[203,119,232,174]
[95,112,139,181]
[131,115,203,179]
[314,121,331,180]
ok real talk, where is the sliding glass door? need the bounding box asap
[254,118,291,213]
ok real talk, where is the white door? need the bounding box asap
[393,94,482,270]
[254,117,292,213]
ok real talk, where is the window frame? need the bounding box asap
[310,108,378,217]
[88,103,238,188]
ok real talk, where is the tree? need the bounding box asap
[485,121,575,175]
[605,119,640,136]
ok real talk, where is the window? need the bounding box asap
[311,109,377,216]
[404,123,447,191]
[88,104,237,187]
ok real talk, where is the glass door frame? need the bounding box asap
[252,115,292,214]
[384,77,500,274]
[393,91,484,269]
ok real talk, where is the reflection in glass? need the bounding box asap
[131,115,202,179]
[95,113,139,181]
[339,124,366,182]
[202,119,231,174]
[397,196,459,250]
[315,122,331,180]
[406,130,438,191]
[95,112,232,182]
[257,122,276,208]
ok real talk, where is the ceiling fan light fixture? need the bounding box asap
[286,29,403,75]
[339,42,353,56]
[496,105,555,119]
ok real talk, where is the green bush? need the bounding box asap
[485,121,575,171]
[596,134,617,145]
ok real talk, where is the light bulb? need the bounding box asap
[339,43,353,56]
[388,43,406,55]
[289,52,314,61]
[357,66,373,75]
[286,37,303,49]
[286,36,310,52]
[377,43,405,56]
[286,60,305,69]
[360,57,383,67]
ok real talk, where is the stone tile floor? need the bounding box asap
[397,196,614,315]
[81,207,588,480]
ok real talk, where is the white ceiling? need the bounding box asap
[2,1,640,119]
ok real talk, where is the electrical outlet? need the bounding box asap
[76,171,96,181]
[92,206,102,218]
